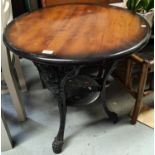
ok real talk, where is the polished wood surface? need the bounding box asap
[4,4,150,62]
[41,0,122,7]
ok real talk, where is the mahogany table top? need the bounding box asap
[3,4,150,64]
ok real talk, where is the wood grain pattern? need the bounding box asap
[4,4,150,61]
[41,0,122,7]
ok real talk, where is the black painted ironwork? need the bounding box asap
[34,61,118,153]
[100,61,119,123]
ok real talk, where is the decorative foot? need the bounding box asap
[103,103,118,123]
[51,66,81,154]
[52,138,64,154]
[106,110,118,123]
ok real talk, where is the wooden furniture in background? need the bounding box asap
[11,0,39,17]
[41,0,122,7]
[114,38,154,124]
[1,0,26,121]
[11,0,27,17]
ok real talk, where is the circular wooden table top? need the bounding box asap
[3,4,150,64]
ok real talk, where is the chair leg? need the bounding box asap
[2,46,26,121]
[1,112,13,151]
[125,58,133,89]
[131,62,149,124]
[14,55,27,92]
[150,72,154,90]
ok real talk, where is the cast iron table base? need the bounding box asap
[34,61,118,153]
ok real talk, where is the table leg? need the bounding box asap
[52,66,81,153]
[34,63,81,153]
[100,62,118,123]
[52,86,66,153]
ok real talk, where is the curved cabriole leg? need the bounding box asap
[52,66,81,153]
[52,90,66,154]
[34,63,81,153]
[100,62,118,123]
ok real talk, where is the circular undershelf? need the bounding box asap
[66,75,100,106]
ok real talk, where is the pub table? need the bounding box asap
[3,4,150,154]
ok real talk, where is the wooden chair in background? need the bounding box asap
[1,0,28,151]
[113,38,154,124]
[41,0,122,7]
[1,0,26,121]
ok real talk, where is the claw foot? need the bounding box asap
[52,138,64,154]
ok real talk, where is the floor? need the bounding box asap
[1,59,154,155]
